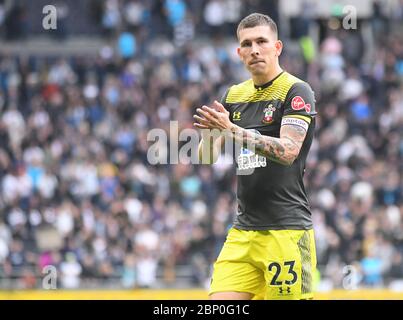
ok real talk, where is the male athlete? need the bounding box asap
[193,13,317,300]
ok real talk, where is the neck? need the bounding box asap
[252,65,283,86]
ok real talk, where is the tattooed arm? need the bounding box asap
[193,103,307,166]
[228,123,307,166]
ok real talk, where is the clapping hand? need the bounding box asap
[193,100,232,131]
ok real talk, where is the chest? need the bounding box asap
[227,100,284,135]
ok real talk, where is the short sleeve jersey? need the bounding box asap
[221,71,317,230]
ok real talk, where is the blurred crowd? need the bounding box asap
[0,0,402,290]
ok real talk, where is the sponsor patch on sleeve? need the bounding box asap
[281,117,309,131]
[291,96,311,113]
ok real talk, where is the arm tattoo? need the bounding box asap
[230,123,307,166]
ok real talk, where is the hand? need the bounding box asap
[193,101,232,131]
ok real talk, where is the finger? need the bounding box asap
[193,114,211,126]
[208,101,222,111]
[193,123,210,129]
[202,105,221,118]
[197,107,217,122]
[213,101,229,116]
[213,100,226,112]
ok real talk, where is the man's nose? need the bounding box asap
[251,42,260,55]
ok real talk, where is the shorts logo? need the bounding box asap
[262,104,276,124]
[291,96,311,113]
[278,286,292,295]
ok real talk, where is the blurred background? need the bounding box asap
[0,0,402,297]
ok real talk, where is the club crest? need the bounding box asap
[262,104,276,124]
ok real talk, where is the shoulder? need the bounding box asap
[288,82,315,99]
[228,78,255,93]
[225,79,255,103]
[282,74,316,116]
[280,72,315,104]
[279,72,305,85]
[280,72,313,95]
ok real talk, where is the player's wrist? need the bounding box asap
[225,123,242,137]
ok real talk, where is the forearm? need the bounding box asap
[227,124,300,166]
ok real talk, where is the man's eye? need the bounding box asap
[241,43,251,47]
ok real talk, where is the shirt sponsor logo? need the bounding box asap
[238,148,267,171]
[291,96,311,113]
[236,129,267,173]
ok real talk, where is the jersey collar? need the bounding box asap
[254,71,285,90]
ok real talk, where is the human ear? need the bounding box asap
[275,40,283,56]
